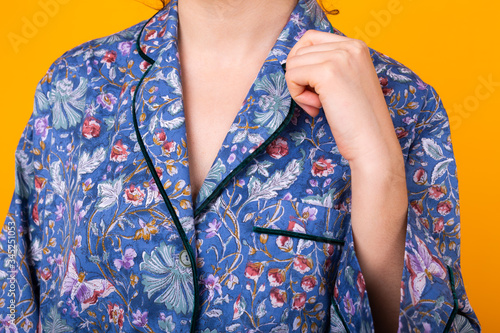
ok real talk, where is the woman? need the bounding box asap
[0,0,480,331]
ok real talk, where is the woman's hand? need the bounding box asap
[285,30,408,332]
[285,30,402,170]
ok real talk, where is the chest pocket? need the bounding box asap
[243,199,349,331]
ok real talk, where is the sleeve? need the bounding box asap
[328,85,481,332]
[0,73,53,331]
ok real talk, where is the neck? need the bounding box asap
[177,0,298,64]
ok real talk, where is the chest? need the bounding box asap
[180,61,263,201]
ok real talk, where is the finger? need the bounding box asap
[286,86,321,117]
[293,87,322,117]
[289,30,351,57]
[286,49,351,74]
[285,63,327,115]
[294,40,368,57]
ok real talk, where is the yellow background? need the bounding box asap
[0,0,497,330]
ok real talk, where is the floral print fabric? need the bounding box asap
[0,0,480,332]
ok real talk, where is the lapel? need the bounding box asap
[133,0,347,224]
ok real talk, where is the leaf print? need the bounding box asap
[256,300,267,319]
[431,158,453,184]
[140,242,194,315]
[330,309,347,333]
[232,294,246,320]
[48,77,87,130]
[232,128,249,144]
[160,116,185,130]
[421,138,445,160]
[50,161,66,198]
[198,158,227,202]
[301,188,336,208]
[166,70,183,96]
[246,160,273,177]
[247,157,304,202]
[270,324,289,333]
[77,147,106,178]
[96,177,123,210]
[42,306,73,333]
[34,83,50,116]
[254,72,291,133]
[205,309,223,318]
[14,149,34,199]
[159,315,176,333]
[386,67,412,83]
[452,314,476,333]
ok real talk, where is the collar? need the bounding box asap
[133,0,346,220]
[137,0,346,66]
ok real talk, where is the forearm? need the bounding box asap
[350,157,408,332]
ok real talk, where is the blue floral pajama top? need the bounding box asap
[0,0,480,332]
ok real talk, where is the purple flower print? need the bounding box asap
[132,309,148,327]
[118,41,133,56]
[343,291,356,316]
[55,202,65,221]
[205,219,222,239]
[302,206,317,222]
[73,200,86,226]
[114,248,137,271]
[227,153,236,164]
[202,274,222,301]
[416,77,428,90]
[34,116,49,140]
[97,92,117,111]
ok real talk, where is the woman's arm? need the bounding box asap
[349,154,408,331]
[285,29,408,330]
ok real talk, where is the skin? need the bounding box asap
[178,0,407,331]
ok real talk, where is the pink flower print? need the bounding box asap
[428,185,447,200]
[300,275,317,292]
[292,292,307,310]
[293,255,313,274]
[110,139,129,162]
[124,184,145,206]
[413,168,427,185]
[437,200,453,216]
[270,288,287,308]
[268,268,286,287]
[311,157,336,177]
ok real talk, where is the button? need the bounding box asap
[179,250,191,267]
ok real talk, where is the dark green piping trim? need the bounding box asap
[136,11,159,65]
[331,296,351,333]
[131,62,199,333]
[443,265,459,333]
[253,227,344,245]
[194,63,294,217]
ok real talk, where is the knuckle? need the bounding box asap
[351,39,368,54]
